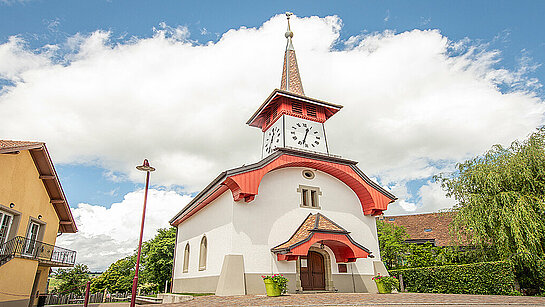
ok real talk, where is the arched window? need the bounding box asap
[199,236,207,271]
[183,243,190,273]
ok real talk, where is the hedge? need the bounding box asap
[390,261,516,295]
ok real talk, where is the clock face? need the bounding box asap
[264,126,282,154]
[289,121,322,149]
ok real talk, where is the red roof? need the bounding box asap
[0,140,44,151]
[246,89,343,131]
[0,140,77,233]
[170,148,397,226]
[272,213,345,251]
[272,213,371,262]
[382,212,455,246]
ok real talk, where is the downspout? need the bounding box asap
[351,263,356,293]
[169,227,179,293]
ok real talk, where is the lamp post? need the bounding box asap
[130,159,155,307]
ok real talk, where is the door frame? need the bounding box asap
[23,221,41,256]
[296,246,334,291]
[0,210,14,244]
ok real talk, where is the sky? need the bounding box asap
[1,1,544,271]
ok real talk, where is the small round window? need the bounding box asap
[302,170,315,180]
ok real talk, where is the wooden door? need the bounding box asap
[300,251,325,291]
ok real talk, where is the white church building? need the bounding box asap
[169,13,397,295]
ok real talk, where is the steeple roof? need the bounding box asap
[246,12,343,131]
[280,12,304,95]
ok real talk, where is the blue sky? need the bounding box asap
[1,1,543,269]
[2,1,543,75]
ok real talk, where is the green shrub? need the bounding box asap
[390,261,517,295]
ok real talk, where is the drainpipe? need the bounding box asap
[169,227,178,293]
[350,263,356,293]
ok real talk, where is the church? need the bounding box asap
[169,13,397,295]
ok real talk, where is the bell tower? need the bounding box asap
[246,12,343,158]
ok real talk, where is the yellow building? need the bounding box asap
[0,140,77,307]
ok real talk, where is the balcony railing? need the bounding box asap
[0,236,76,267]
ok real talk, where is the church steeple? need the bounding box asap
[280,12,305,96]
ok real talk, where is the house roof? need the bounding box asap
[271,213,348,252]
[271,213,372,262]
[381,212,455,246]
[0,140,44,151]
[0,140,77,233]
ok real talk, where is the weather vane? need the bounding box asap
[285,12,293,38]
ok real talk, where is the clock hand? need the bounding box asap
[302,128,309,144]
[269,133,274,150]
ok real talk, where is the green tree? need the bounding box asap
[90,255,135,293]
[141,227,176,291]
[436,128,545,293]
[53,264,91,295]
[376,220,409,269]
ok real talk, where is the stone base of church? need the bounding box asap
[172,273,379,295]
[172,275,219,293]
[331,274,376,293]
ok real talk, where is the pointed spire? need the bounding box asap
[280,12,305,96]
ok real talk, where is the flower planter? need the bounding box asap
[375,280,392,294]
[264,279,282,297]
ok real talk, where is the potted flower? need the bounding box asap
[372,273,399,294]
[261,274,289,296]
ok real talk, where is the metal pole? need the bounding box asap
[83,281,90,307]
[130,169,151,307]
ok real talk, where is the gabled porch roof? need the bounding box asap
[271,213,371,263]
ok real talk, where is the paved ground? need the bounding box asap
[160,293,545,306]
[47,303,129,307]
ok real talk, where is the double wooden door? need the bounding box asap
[300,251,325,291]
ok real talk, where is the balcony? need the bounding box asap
[0,236,76,267]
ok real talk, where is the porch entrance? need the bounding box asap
[300,251,325,291]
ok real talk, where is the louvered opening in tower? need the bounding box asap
[265,109,271,125]
[272,102,278,120]
[292,101,303,114]
[306,104,317,117]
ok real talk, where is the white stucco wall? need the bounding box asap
[173,191,234,279]
[231,167,381,276]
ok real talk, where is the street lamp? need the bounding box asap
[130,159,156,307]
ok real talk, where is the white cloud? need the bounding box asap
[56,189,192,271]
[0,36,51,82]
[385,181,454,215]
[0,14,543,215]
[418,181,454,213]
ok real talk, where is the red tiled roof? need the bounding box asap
[272,213,347,251]
[0,140,44,152]
[281,49,304,95]
[382,212,455,246]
